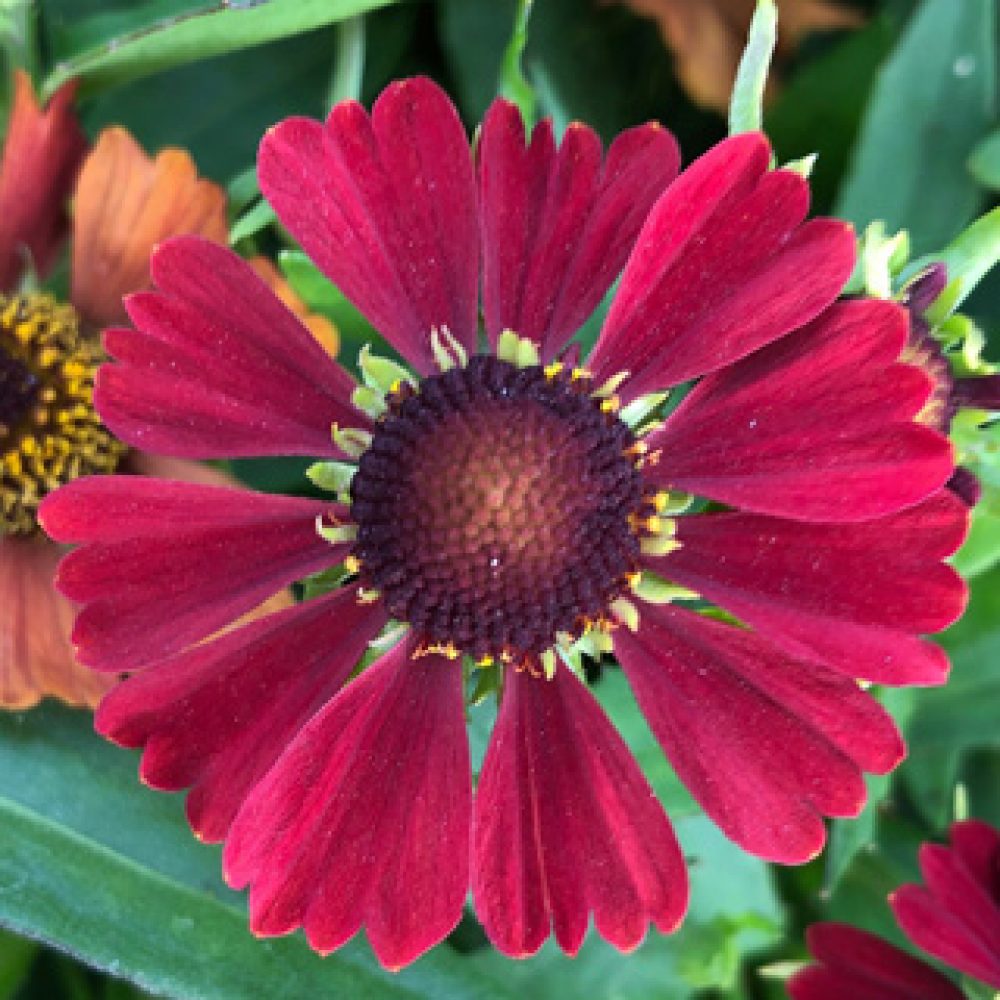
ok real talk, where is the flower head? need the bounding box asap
[0,76,302,709]
[41,78,966,967]
[899,262,1000,507]
[790,819,1000,997]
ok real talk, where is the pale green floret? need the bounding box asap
[592,370,629,398]
[358,342,416,393]
[557,626,614,677]
[368,621,409,652]
[540,648,557,680]
[630,570,699,605]
[332,423,372,459]
[351,384,387,419]
[314,515,358,545]
[430,325,468,371]
[496,329,541,368]
[306,460,356,502]
[781,153,817,179]
[609,597,639,632]
[620,389,669,429]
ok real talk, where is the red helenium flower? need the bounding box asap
[892,819,1000,989]
[40,78,967,968]
[789,923,965,1000]
[900,263,1000,507]
[790,820,1000,997]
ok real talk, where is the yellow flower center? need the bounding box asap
[0,293,124,535]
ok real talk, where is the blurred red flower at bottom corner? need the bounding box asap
[791,820,1000,999]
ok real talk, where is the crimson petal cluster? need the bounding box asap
[40,78,967,968]
[790,819,1000,998]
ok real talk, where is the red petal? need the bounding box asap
[40,477,340,670]
[479,100,678,359]
[654,492,968,684]
[643,299,955,520]
[789,923,964,1000]
[891,840,1000,989]
[96,586,385,841]
[95,236,364,459]
[223,642,470,970]
[948,820,1000,898]
[258,77,478,374]
[614,605,903,863]
[587,133,854,401]
[473,664,687,958]
[0,72,86,289]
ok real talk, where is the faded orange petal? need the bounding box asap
[71,127,228,329]
[622,0,863,112]
[0,534,111,709]
[250,255,340,356]
[0,70,87,290]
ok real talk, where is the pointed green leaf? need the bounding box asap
[499,0,535,128]
[728,0,777,137]
[969,128,1000,190]
[42,0,395,99]
[916,206,1000,318]
[835,0,996,254]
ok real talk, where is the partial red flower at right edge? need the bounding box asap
[790,819,1000,998]
[41,79,969,968]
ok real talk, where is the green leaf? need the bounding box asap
[835,0,997,255]
[0,704,515,1000]
[41,0,395,99]
[326,15,365,108]
[498,0,535,129]
[766,18,893,212]
[436,0,516,124]
[969,128,1000,190]
[824,812,927,949]
[952,499,1000,579]
[0,929,36,1000]
[728,0,777,137]
[910,206,1000,318]
[824,687,916,891]
[906,562,1000,749]
[80,27,341,182]
[228,197,276,246]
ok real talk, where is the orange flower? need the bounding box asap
[71,127,228,329]
[0,70,86,290]
[0,77,324,710]
[622,0,863,112]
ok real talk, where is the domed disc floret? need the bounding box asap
[350,355,647,662]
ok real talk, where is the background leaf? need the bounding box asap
[835,0,997,254]
[41,0,395,98]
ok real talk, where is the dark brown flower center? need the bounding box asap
[0,293,124,535]
[350,356,646,662]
